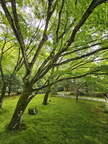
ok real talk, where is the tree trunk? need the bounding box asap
[7,85,33,131]
[8,86,11,96]
[0,83,6,109]
[85,82,89,96]
[76,93,79,103]
[43,86,51,105]
[76,88,79,103]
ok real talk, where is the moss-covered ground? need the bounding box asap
[0,94,108,144]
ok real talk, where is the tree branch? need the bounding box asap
[33,69,100,91]
[11,0,29,70]
[0,0,30,70]
[62,42,102,56]
[30,0,56,68]
[56,0,65,43]
[67,0,107,46]
[54,46,108,67]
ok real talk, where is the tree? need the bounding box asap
[0,32,16,108]
[0,26,23,108]
[0,0,108,131]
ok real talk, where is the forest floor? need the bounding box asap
[0,94,108,144]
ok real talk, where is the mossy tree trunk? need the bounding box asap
[76,92,79,103]
[7,84,33,131]
[43,86,51,105]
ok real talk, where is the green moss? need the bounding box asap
[0,95,108,144]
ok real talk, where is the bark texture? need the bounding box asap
[7,85,33,131]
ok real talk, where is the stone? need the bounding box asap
[28,108,37,115]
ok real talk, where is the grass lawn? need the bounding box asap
[0,94,108,144]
